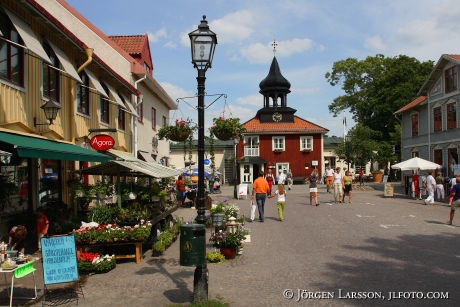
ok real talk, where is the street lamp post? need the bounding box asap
[188,15,217,303]
[233,138,238,199]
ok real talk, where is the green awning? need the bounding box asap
[0,132,111,162]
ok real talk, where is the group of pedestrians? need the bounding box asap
[324,166,353,204]
[251,167,353,223]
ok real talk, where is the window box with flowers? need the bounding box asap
[274,149,284,153]
[301,149,312,153]
[209,117,246,141]
[158,120,195,142]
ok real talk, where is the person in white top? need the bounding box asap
[333,167,344,203]
[269,184,287,221]
[424,170,437,205]
[277,171,286,185]
[325,166,335,193]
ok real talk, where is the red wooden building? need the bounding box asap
[237,56,328,184]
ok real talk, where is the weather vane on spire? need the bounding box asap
[272,39,278,55]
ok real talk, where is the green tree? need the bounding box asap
[325,54,433,142]
[335,124,380,170]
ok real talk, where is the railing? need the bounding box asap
[244,145,259,156]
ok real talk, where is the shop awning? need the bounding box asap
[0,132,111,162]
[3,8,52,64]
[78,150,181,178]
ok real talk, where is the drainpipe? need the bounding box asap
[77,48,94,73]
[133,74,147,158]
[71,48,94,145]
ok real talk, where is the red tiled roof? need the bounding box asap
[110,35,146,55]
[243,116,329,134]
[394,96,427,114]
[446,54,460,62]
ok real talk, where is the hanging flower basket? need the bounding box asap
[158,120,194,142]
[209,117,246,141]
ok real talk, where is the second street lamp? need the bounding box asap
[188,15,217,303]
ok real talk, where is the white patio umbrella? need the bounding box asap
[391,157,441,171]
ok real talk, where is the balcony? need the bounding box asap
[244,145,259,156]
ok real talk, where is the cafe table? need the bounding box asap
[0,260,38,307]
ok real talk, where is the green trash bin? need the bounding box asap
[180,223,206,266]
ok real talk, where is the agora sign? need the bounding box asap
[90,134,115,151]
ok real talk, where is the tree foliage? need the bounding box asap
[335,124,380,169]
[325,54,434,142]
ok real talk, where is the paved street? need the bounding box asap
[6,183,459,307]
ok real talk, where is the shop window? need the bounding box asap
[433,106,442,132]
[77,71,90,115]
[100,83,110,124]
[445,66,458,93]
[0,11,24,86]
[137,101,144,123]
[38,159,60,207]
[118,106,126,131]
[152,107,157,130]
[42,42,60,102]
[447,102,457,129]
[272,136,285,151]
[411,113,419,136]
[300,136,313,151]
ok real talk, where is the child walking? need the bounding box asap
[269,184,287,221]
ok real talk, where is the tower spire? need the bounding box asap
[271,39,278,55]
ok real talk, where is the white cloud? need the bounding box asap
[147,28,167,43]
[210,10,257,44]
[364,36,387,52]
[236,94,261,107]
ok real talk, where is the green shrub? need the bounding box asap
[206,251,225,263]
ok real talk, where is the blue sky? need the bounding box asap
[66,0,460,137]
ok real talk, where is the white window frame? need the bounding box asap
[272,136,285,151]
[300,136,313,151]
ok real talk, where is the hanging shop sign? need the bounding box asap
[90,134,115,151]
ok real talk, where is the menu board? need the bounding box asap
[41,235,79,285]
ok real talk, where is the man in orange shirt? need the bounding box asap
[252,171,270,222]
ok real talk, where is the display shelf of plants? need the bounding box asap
[207,201,249,261]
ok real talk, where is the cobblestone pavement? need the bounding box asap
[8,183,460,307]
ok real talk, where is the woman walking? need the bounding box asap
[333,167,344,203]
[308,169,320,206]
[269,184,287,221]
[342,170,353,203]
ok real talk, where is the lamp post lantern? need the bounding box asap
[188,15,217,303]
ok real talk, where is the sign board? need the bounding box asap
[90,134,115,151]
[384,183,394,197]
[42,235,79,285]
[312,160,318,166]
[238,184,248,199]
[204,159,210,166]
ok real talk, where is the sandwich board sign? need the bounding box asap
[41,235,79,284]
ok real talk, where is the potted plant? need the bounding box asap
[209,202,226,227]
[158,120,195,142]
[209,117,246,141]
[209,229,245,259]
[77,251,116,274]
[206,251,226,263]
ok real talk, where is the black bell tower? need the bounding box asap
[256,45,296,123]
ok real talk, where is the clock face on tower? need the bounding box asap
[272,112,282,122]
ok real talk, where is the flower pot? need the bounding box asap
[220,247,237,259]
[212,129,235,141]
[170,130,191,142]
[373,172,383,183]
